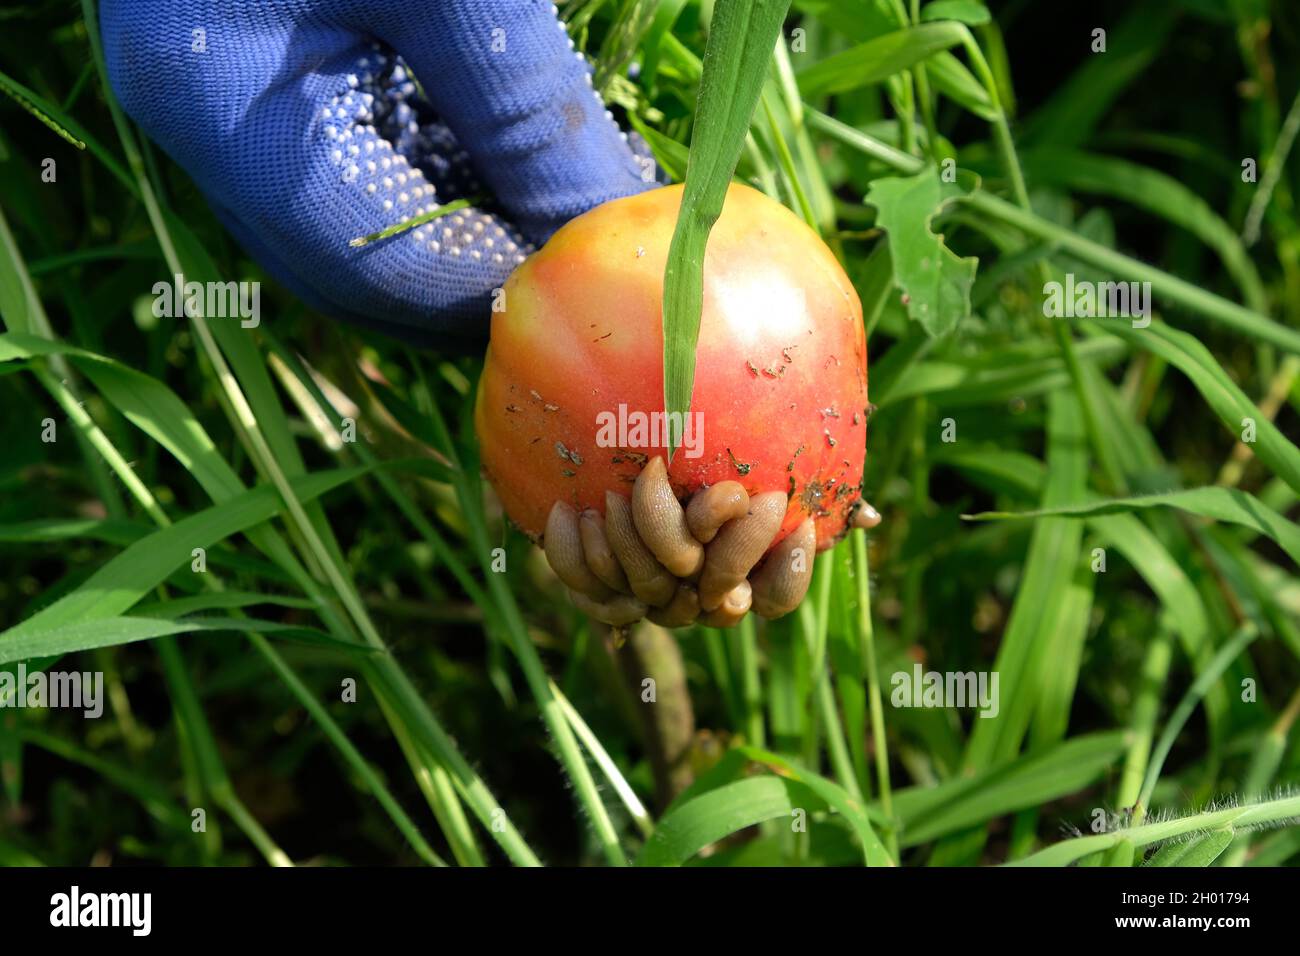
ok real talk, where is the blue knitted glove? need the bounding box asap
[101,0,656,345]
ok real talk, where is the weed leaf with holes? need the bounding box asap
[867,167,978,337]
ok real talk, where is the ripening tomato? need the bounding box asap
[475,182,868,554]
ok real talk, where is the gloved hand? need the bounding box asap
[100,0,838,628]
[101,0,655,346]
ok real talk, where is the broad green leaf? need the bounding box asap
[808,108,1300,353]
[662,0,791,458]
[866,167,978,337]
[795,23,967,98]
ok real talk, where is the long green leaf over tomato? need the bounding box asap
[661,0,790,460]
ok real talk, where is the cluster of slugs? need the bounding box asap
[543,456,880,629]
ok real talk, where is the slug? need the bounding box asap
[632,456,705,578]
[545,501,613,600]
[604,491,679,608]
[686,481,750,544]
[699,580,752,628]
[751,518,817,619]
[697,491,787,611]
[579,509,631,593]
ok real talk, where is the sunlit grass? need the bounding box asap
[0,0,1297,867]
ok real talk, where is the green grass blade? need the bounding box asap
[738,746,894,865]
[0,68,86,148]
[964,194,1300,354]
[1007,792,1300,867]
[637,777,810,866]
[637,760,892,867]
[1095,320,1300,492]
[661,0,791,458]
[0,467,365,642]
[18,728,189,831]
[924,50,996,120]
[250,635,446,866]
[963,392,1088,770]
[1137,626,1258,818]
[892,732,1130,847]
[967,487,1300,566]
[795,22,966,98]
[0,615,357,666]
[1144,828,1234,867]
[1017,149,1267,311]
[921,1,990,26]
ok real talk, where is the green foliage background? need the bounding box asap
[1,0,1299,867]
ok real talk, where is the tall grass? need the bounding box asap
[0,0,1298,867]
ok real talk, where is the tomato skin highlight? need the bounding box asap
[475,182,868,553]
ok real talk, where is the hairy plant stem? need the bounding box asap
[854,531,895,858]
[1008,792,1300,867]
